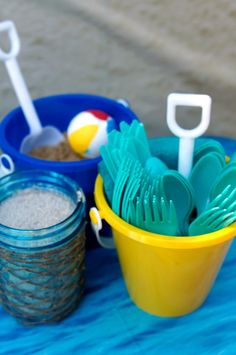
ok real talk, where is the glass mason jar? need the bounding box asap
[0,170,86,325]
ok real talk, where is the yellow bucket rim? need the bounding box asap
[94,175,236,249]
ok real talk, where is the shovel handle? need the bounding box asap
[0,20,20,60]
[0,20,42,135]
[167,93,212,178]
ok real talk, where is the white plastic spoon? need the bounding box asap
[167,93,212,179]
[0,21,64,154]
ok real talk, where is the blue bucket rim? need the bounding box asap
[0,93,138,171]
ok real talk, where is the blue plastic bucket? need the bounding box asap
[0,93,138,247]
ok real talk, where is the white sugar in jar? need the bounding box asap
[0,188,76,230]
[0,170,86,325]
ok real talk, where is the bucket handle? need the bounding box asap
[0,154,15,178]
[89,207,115,249]
[116,98,130,108]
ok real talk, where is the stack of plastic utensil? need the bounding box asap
[100,120,168,178]
[99,121,180,235]
[111,154,180,236]
[99,114,236,237]
[129,192,179,236]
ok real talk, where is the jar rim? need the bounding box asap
[0,170,86,249]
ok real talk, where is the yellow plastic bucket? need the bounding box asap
[90,175,236,317]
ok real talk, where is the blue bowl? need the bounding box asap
[0,94,138,193]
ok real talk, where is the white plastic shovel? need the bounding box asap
[0,20,64,154]
[167,93,212,179]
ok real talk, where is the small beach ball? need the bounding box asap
[67,110,116,158]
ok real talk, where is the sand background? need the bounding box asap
[0,0,236,138]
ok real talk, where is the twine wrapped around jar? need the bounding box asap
[0,170,86,325]
[0,229,85,325]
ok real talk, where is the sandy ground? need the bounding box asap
[0,0,236,138]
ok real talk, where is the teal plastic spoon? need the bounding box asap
[193,142,225,165]
[229,151,236,164]
[160,170,195,235]
[189,152,226,214]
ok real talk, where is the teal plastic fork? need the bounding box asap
[128,190,179,236]
[98,161,114,205]
[112,159,131,216]
[112,156,143,218]
[121,161,143,221]
[189,185,236,235]
[189,208,236,236]
[210,164,236,201]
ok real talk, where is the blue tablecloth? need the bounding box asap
[1,136,236,355]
